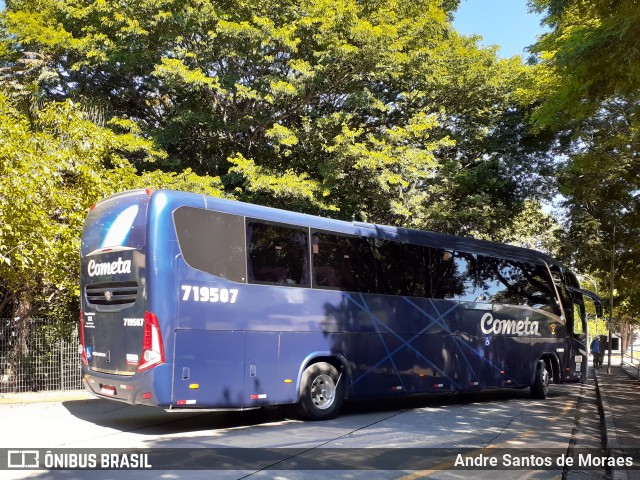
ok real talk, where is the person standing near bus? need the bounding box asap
[591,336,602,368]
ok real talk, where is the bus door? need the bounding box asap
[568,296,587,381]
[547,267,589,383]
[566,286,602,382]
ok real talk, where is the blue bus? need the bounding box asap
[79,189,601,420]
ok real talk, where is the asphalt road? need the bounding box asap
[0,381,586,480]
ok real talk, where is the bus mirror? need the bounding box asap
[567,286,603,319]
[595,302,603,318]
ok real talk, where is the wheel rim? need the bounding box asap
[542,369,549,393]
[311,374,336,410]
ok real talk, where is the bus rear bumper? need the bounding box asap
[82,368,170,407]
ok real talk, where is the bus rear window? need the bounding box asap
[81,191,148,255]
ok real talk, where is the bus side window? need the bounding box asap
[423,247,450,299]
[173,207,247,282]
[247,220,310,287]
[312,232,376,293]
[519,263,560,316]
[476,256,523,305]
[573,302,585,335]
[441,252,478,301]
[375,240,428,297]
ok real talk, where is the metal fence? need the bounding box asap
[0,319,83,393]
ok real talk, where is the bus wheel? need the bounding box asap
[297,362,344,420]
[531,360,550,399]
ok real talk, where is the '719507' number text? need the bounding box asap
[181,285,238,303]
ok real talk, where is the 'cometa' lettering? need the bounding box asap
[480,312,540,336]
[87,257,132,277]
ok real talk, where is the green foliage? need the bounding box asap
[0,0,561,322]
[491,201,562,255]
[2,0,551,232]
[0,91,223,318]
[529,0,640,126]
[530,0,640,326]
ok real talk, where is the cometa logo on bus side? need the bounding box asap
[480,312,540,336]
[87,258,132,277]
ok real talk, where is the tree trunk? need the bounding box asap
[619,315,633,354]
[8,295,33,392]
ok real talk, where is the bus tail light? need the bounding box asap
[138,311,165,372]
[79,312,88,366]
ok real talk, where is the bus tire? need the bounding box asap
[531,360,550,399]
[296,362,344,420]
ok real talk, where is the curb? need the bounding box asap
[0,390,92,405]
[594,366,628,480]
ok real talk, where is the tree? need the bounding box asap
[492,201,562,254]
[528,0,640,123]
[0,86,227,329]
[529,0,640,340]
[2,0,552,235]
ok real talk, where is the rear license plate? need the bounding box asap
[100,385,116,396]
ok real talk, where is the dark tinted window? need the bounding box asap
[553,267,574,318]
[247,220,310,287]
[476,257,524,304]
[375,240,430,296]
[312,233,377,293]
[174,207,247,282]
[440,252,478,301]
[375,243,477,299]
[520,263,559,314]
[425,248,458,298]
[312,233,481,300]
[476,256,558,312]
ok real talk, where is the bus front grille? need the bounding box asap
[85,282,139,306]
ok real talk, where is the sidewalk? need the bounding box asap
[0,389,91,404]
[594,355,640,480]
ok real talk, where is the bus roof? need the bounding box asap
[100,189,563,269]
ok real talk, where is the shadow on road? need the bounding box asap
[62,397,298,435]
[61,385,567,437]
[2,383,582,480]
